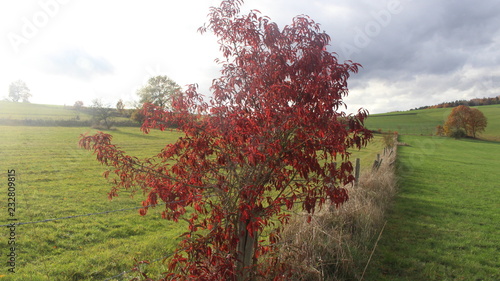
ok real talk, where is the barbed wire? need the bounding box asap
[0,204,159,227]
[1,201,175,227]
[1,195,206,280]
[1,195,211,227]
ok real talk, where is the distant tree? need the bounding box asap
[137,75,181,109]
[443,105,487,138]
[90,99,114,129]
[9,80,31,102]
[116,99,125,116]
[80,0,372,279]
[73,100,84,111]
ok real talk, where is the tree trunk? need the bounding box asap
[237,220,258,281]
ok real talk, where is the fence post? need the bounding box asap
[355,158,360,186]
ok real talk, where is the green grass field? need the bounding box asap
[0,126,187,280]
[364,105,500,280]
[366,135,500,280]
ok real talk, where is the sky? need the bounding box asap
[1,0,499,114]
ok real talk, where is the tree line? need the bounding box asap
[412,95,500,111]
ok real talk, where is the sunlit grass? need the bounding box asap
[0,126,184,280]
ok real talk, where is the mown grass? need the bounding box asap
[366,104,500,141]
[0,126,186,280]
[365,135,500,280]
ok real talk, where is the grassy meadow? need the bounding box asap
[0,126,186,280]
[0,101,384,280]
[363,104,500,280]
[0,101,90,121]
[0,101,134,127]
[366,135,500,280]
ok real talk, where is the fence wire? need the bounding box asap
[1,196,211,227]
[1,197,203,280]
[0,203,164,227]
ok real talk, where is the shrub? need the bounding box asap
[448,128,467,139]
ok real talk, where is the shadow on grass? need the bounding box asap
[461,136,500,145]
[103,127,167,140]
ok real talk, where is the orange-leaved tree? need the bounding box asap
[444,105,487,138]
[79,0,372,279]
[467,107,488,138]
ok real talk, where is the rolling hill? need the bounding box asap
[365,104,500,141]
[0,101,136,127]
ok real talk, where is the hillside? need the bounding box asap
[0,101,87,120]
[365,104,500,141]
[0,101,136,127]
[2,101,499,140]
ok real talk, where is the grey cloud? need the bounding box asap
[307,0,497,77]
[251,0,500,113]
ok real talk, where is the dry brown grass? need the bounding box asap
[279,144,398,280]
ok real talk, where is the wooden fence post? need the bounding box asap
[355,158,360,186]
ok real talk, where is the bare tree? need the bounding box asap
[90,99,114,129]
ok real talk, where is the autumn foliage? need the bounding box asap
[79,0,372,279]
[443,105,487,138]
